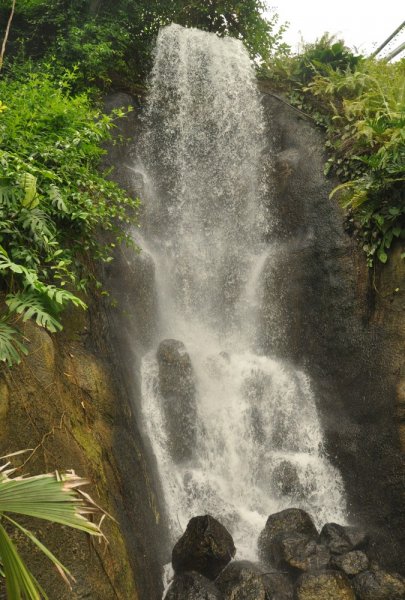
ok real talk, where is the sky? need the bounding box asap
[266,1,405,58]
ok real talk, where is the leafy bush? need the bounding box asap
[0,64,139,365]
[261,37,404,266]
[306,59,405,266]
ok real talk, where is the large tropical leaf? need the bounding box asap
[6,292,63,333]
[0,321,28,367]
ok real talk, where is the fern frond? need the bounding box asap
[6,292,62,333]
[49,185,68,213]
[20,173,39,209]
[0,321,28,367]
[0,183,16,207]
[20,209,55,247]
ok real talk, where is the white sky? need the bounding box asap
[266,1,405,57]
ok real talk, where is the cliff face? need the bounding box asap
[258,81,404,572]
[1,86,403,600]
[373,243,405,454]
[0,291,164,599]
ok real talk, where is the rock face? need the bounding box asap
[268,532,330,575]
[259,84,405,572]
[216,561,293,600]
[320,523,368,555]
[0,314,164,599]
[258,508,318,561]
[167,511,405,600]
[331,551,369,576]
[271,460,305,499]
[352,569,405,600]
[172,515,236,580]
[165,571,223,600]
[295,569,356,600]
[157,338,197,462]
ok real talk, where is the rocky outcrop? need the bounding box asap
[295,569,356,600]
[172,515,236,580]
[165,571,223,600]
[331,551,369,576]
[353,568,405,600]
[0,303,164,599]
[157,338,197,462]
[167,509,405,600]
[258,508,318,561]
[216,561,293,600]
[259,84,405,572]
[320,523,368,555]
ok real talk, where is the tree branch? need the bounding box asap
[0,0,17,73]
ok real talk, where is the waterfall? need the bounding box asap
[135,23,346,562]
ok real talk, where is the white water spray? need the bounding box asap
[136,24,346,561]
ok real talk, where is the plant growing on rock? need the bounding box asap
[0,64,139,366]
[262,36,405,266]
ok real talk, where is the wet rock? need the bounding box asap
[216,561,267,599]
[23,321,55,386]
[268,532,330,574]
[258,509,318,561]
[262,571,294,600]
[271,461,305,498]
[165,571,223,599]
[157,339,197,461]
[172,515,235,580]
[331,551,369,576]
[320,523,368,555]
[216,561,293,600]
[63,350,112,416]
[352,569,405,600]
[0,378,9,422]
[342,527,369,551]
[295,569,356,600]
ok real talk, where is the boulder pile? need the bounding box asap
[166,509,405,599]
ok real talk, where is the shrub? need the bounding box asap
[0,64,139,365]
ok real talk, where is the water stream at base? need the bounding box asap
[135,23,347,565]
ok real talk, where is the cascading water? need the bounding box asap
[135,24,347,564]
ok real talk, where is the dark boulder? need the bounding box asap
[172,515,236,580]
[295,569,356,600]
[320,523,368,555]
[331,551,369,577]
[156,338,197,461]
[258,509,318,561]
[165,571,223,600]
[216,561,293,600]
[352,569,405,600]
[271,461,305,499]
[267,532,330,575]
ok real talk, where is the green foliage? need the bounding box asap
[262,36,404,266]
[0,457,104,599]
[307,59,405,266]
[0,0,287,87]
[0,65,139,365]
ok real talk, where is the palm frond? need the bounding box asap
[3,515,74,589]
[0,470,101,535]
[0,522,45,600]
